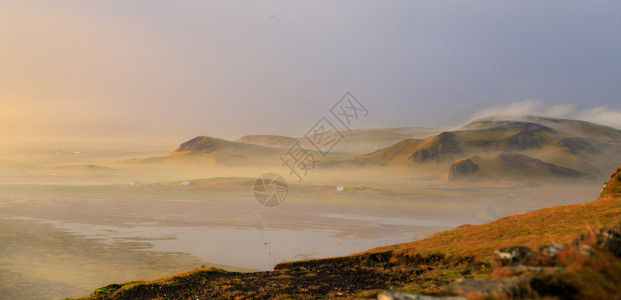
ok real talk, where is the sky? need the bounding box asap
[1,1,620,145]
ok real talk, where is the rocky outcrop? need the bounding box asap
[447,158,479,181]
[442,275,578,299]
[446,153,591,182]
[492,246,543,267]
[502,127,556,151]
[439,222,621,299]
[463,121,558,151]
[377,291,465,300]
[556,137,602,156]
[442,277,525,297]
[175,136,227,153]
[601,166,621,196]
[410,132,462,163]
[497,153,590,179]
[572,221,621,257]
[538,243,566,259]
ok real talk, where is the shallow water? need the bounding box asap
[40,219,421,271]
[0,183,601,299]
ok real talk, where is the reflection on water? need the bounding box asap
[316,213,464,227]
[44,221,417,270]
[0,183,600,300]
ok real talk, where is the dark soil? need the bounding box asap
[81,251,482,299]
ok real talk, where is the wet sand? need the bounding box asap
[0,182,600,299]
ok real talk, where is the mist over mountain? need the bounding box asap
[123,116,621,183]
[321,116,621,182]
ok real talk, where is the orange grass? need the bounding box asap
[368,167,621,262]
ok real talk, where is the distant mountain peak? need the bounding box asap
[145,135,285,166]
[236,135,298,148]
[463,120,557,134]
[175,136,228,153]
[324,115,621,180]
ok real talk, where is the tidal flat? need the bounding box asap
[0,182,599,299]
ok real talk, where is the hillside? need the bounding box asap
[447,153,592,182]
[125,136,285,166]
[237,127,439,154]
[236,135,298,148]
[124,126,439,167]
[120,116,620,181]
[326,116,621,181]
[330,127,439,154]
[78,166,621,299]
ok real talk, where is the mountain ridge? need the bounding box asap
[324,116,621,181]
[122,116,621,182]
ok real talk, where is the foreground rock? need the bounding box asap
[442,277,524,297]
[440,222,621,299]
[492,246,543,267]
[378,290,465,300]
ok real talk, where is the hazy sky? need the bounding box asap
[1,1,620,145]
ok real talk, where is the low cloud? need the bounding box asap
[469,100,621,129]
[471,99,543,120]
[576,107,621,129]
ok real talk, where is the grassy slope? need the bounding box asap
[77,167,621,299]
[378,181,620,260]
